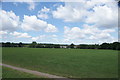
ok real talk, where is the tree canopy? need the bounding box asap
[1,42,120,50]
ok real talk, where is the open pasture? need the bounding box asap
[2,66,42,78]
[2,48,118,78]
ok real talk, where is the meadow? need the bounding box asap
[2,48,118,78]
[2,66,41,78]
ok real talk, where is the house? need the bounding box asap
[60,45,67,48]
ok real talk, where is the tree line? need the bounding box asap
[1,41,120,50]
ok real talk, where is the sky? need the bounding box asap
[0,0,119,44]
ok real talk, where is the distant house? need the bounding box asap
[74,45,77,48]
[60,45,67,48]
[43,45,46,47]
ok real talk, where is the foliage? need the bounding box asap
[70,43,74,48]
[1,42,120,50]
[29,41,37,48]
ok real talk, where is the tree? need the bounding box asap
[5,42,11,47]
[70,43,74,48]
[45,44,54,48]
[100,43,110,49]
[79,44,88,49]
[18,42,23,47]
[36,44,44,48]
[29,41,37,48]
[112,42,120,50]
[54,44,60,48]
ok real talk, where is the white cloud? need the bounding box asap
[86,5,118,28]
[89,33,112,40]
[31,36,39,41]
[45,24,58,32]
[0,10,57,34]
[10,31,31,38]
[1,1,118,44]
[0,10,20,32]
[52,5,87,22]
[41,6,50,12]
[31,35,45,41]
[0,31,8,35]
[0,31,8,39]
[64,26,86,40]
[52,34,57,37]
[9,31,47,42]
[82,24,100,35]
[31,34,59,43]
[64,24,116,43]
[21,15,47,31]
[37,13,48,19]
[21,15,58,32]
[82,24,115,35]
[53,1,118,28]
[37,6,50,19]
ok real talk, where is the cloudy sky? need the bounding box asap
[0,0,119,44]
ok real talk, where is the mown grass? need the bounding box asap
[2,66,42,78]
[2,48,118,78]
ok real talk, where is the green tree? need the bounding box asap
[70,43,74,49]
[5,42,11,47]
[112,42,120,50]
[100,43,110,49]
[18,42,23,47]
[29,41,37,48]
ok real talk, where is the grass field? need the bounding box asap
[2,48,118,78]
[2,66,42,78]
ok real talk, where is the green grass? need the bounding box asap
[2,66,42,78]
[0,47,2,79]
[0,66,2,79]
[2,48,118,78]
[2,66,54,79]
